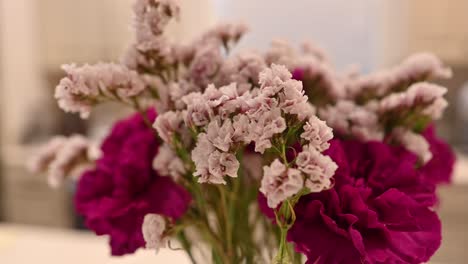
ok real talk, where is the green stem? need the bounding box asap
[177,231,198,264]
[218,185,233,257]
[274,227,292,264]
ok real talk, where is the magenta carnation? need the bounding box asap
[75,109,191,256]
[290,140,441,264]
[420,124,456,185]
[259,139,441,264]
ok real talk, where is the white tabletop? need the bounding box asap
[0,224,191,264]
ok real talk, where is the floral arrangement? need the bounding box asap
[29,0,456,263]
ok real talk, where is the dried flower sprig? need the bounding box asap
[28,135,99,187]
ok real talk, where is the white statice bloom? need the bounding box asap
[295,102,317,122]
[250,108,287,154]
[55,63,145,118]
[124,0,180,71]
[264,39,298,70]
[197,22,249,47]
[346,69,394,99]
[320,100,383,141]
[206,119,234,152]
[295,146,337,193]
[189,40,223,88]
[347,53,451,101]
[133,0,180,42]
[47,135,91,188]
[205,83,239,111]
[379,82,448,120]
[207,151,240,184]
[232,114,251,144]
[153,144,186,180]
[277,78,309,119]
[169,81,198,110]
[192,133,216,183]
[142,213,167,252]
[259,64,293,97]
[398,52,452,80]
[153,111,183,144]
[260,159,304,208]
[258,64,314,121]
[298,57,345,101]
[348,107,384,141]
[392,127,433,164]
[245,93,279,118]
[121,43,149,70]
[192,126,240,184]
[218,51,267,94]
[184,94,215,127]
[27,136,67,173]
[301,116,333,152]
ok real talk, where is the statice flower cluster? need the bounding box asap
[155,64,336,203]
[28,135,98,187]
[55,63,146,118]
[30,1,457,263]
[142,213,168,251]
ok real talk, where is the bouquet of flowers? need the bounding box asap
[29,1,456,263]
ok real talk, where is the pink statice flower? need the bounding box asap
[207,150,240,182]
[258,64,315,121]
[199,22,249,47]
[347,53,451,101]
[379,82,448,120]
[206,119,234,152]
[48,135,93,188]
[292,60,345,104]
[142,213,167,251]
[295,146,337,193]
[183,94,215,127]
[133,0,179,41]
[260,159,304,208]
[153,111,184,144]
[28,136,67,173]
[28,135,95,188]
[301,116,333,152]
[218,51,267,94]
[123,0,180,71]
[249,108,287,154]
[153,144,186,180]
[398,52,453,81]
[191,133,217,183]
[55,63,145,118]
[320,100,383,141]
[188,41,224,88]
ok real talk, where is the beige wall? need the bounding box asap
[0,0,43,146]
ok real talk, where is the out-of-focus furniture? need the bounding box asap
[1,146,74,228]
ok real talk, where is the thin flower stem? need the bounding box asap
[216,185,233,258]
